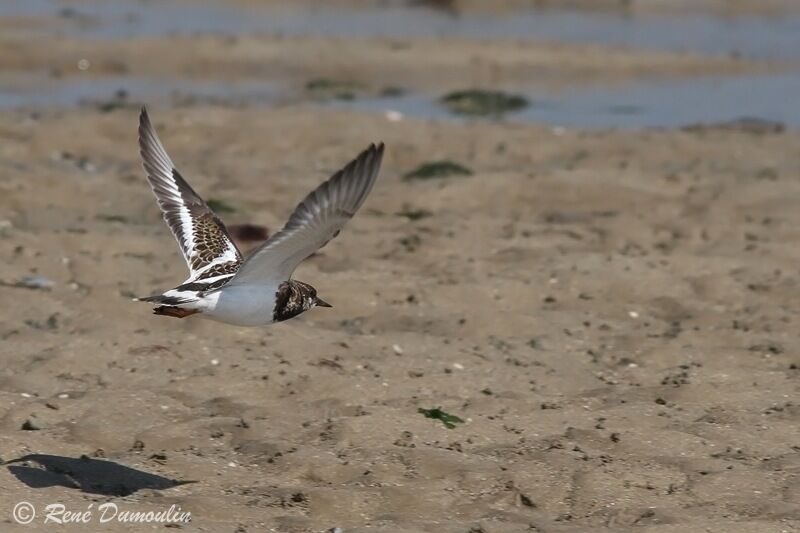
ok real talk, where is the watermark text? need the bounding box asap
[12,501,191,525]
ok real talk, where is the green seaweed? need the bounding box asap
[207,198,237,214]
[95,89,131,113]
[95,214,131,223]
[395,207,433,221]
[380,86,407,98]
[403,160,473,181]
[305,78,364,101]
[418,407,464,429]
[440,89,529,117]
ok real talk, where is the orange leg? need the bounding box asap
[153,306,200,318]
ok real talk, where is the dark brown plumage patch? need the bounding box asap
[273,280,317,322]
[196,261,240,280]
[189,211,239,273]
[153,168,243,276]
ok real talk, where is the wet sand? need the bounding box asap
[0,2,799,532]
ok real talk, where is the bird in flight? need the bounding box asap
[134,108,384,326]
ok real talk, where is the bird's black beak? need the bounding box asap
[315,297,332,308]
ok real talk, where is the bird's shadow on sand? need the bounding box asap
[5,454,193,496]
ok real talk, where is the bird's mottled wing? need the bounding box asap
[228,143,384,286]
[138,107,242,283]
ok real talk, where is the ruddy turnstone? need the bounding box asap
[134,108,384,326]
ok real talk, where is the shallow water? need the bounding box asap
[6,0,800,60]
[329,72,800,129]
[4,73,799,130]
[0,76,278,110]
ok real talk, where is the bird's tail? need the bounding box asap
[133,291,197,305]
[134,294,169,303]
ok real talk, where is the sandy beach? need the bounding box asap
[0,1,799,532]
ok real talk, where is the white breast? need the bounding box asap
[199,283,279,326]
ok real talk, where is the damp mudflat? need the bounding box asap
[2,87,800,533]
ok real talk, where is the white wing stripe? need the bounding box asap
[138,107,243,284]
[179,204,195,253]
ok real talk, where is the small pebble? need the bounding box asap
[392,344,403,355]
[385,110,403,122]
[17,276,55,290]
[21,418,43,431]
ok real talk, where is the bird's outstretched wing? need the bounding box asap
[227,143,384,286]
[138,107,242,284]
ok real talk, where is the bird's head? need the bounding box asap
[273,280,332,323]
[313,293,332,309]
[299,283,332,311]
